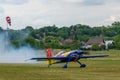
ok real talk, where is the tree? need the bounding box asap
[108,43,115,49]
[91,44,101,51]
[57,27,70,39]
[25,36,40,49]
[43,36,62,49]
[0,27,3,32]
[1,22,120,49]
[11,40,20,48]
[24,26,33,32]
[114,35,120,49]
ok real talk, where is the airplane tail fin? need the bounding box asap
[46,48,53,65]
[46,48,52,58]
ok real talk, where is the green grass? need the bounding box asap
[0,50,120,80]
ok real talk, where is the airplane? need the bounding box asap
[30,48,108,68]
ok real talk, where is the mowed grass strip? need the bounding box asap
[0,50,120,80]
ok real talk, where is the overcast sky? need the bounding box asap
[0,0,120,29]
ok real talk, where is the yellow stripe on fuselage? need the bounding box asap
[61,51,71,57]
[46,60,57,65]
[46,51,71,65]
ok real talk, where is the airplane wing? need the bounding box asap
[81,54,109,58]
[30,57,68,61]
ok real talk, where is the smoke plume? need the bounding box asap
[0,33,45,63]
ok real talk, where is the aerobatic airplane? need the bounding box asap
[30,48,108,68]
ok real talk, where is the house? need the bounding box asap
[59,38,73,45]
[105,40,114,49]
[85,38,105,48]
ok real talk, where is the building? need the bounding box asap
[105,40,114,49]
[59,38,73,45]
[85,38,105,48]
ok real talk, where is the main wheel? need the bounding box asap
[80,64,86,68]
[62,64,68,68]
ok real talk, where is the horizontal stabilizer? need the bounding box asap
[30,57,68,61]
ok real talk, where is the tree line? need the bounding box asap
[1,21,120,50]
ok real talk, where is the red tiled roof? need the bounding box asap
[59,39,73,45]
[86,38,104,45]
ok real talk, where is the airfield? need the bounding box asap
[0,50,120,80]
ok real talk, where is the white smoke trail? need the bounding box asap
[0,33,46,63]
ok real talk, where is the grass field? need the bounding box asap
[0,50,120,80]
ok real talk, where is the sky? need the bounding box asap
[0,0,120,29]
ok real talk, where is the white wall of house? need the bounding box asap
[105,40,114,49]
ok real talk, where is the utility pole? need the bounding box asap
[5,16,11,52]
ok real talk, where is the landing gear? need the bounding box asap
[80,64,86,68]
[62,64,68,68]
[48,64,51,67]
[62,60,69,68]
[77,60,86,68]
